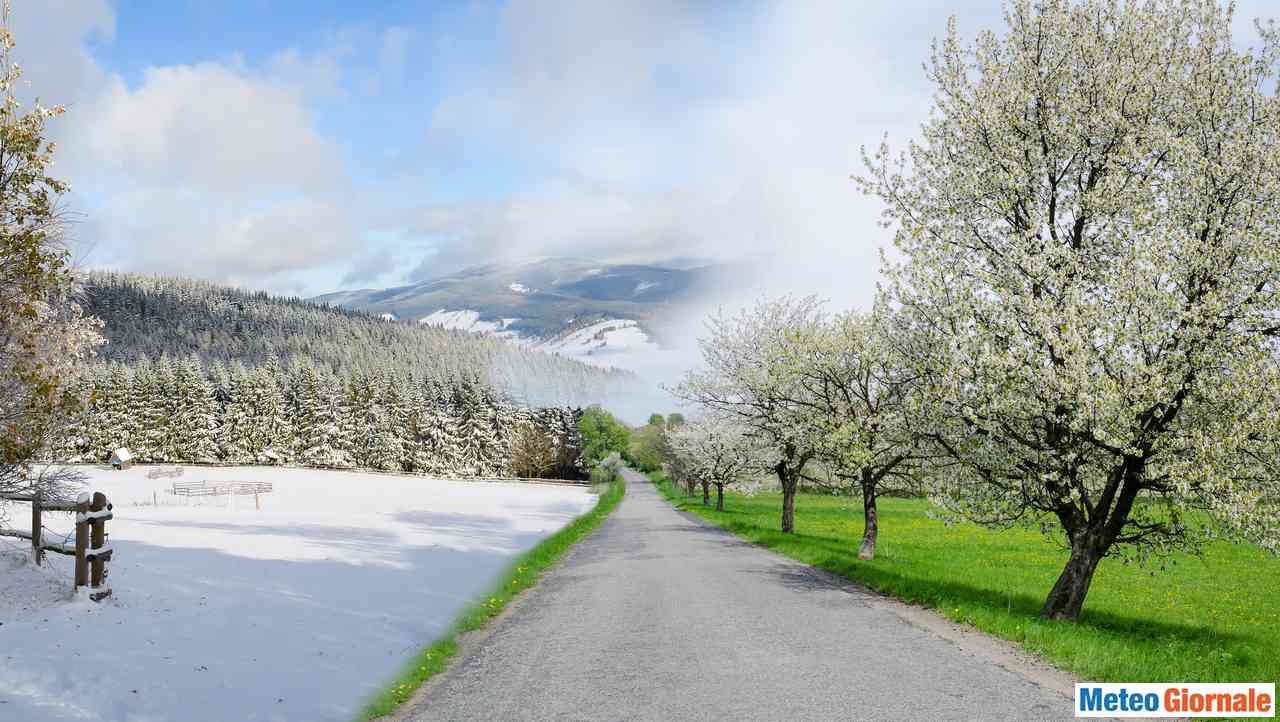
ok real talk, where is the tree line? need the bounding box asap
[666,0,1280,623]
[44,357,585,480]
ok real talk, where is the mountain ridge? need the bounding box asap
[311,257,736,369]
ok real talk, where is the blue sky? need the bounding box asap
[17,0,1280,302]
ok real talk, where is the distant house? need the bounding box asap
[110,448,134,470]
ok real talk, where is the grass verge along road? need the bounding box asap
[363,478,625,719]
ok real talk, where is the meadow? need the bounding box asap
[651,473,1280,686]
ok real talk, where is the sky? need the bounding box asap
[15,0,1280,308]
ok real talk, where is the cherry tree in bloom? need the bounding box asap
[674,297,824,532]
[782,307,923,560]
[861,0,1280,620]
[666,415,761,511]
[0,1,103,512]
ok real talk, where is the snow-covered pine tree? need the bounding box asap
[129,358,165,462]
[401,376,434,474]
[87,364,134,461]
[423,375,462,477]
[342,369,398,471]
[453,374,500,477]
[489,396,521,477]
[296,365,352,469]
[148,356,183,462]
[173,357,220,462]
[218,362,257,463]
[374,369,410,472]
[254,358,294,465]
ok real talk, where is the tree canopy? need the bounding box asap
[861,0,1280,619]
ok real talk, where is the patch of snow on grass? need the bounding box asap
[0,465,594,722]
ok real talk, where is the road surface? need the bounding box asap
[402,469,1075,721]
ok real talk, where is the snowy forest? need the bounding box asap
[81,272,638,408]
[46,358,584,479]
[33,272,625,479]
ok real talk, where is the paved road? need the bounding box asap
[403,469,1075,721]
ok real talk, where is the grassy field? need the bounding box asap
[651,473,1279,686]
[362,477,626,720]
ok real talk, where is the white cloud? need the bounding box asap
[68,63,344,194]
[57,61,360,287]
[10,0,114,106]
[9,1,367,291]
[14,0,1280,305]
[85,190,356,278]
[405,0,1280,313]
[406,0,943,308]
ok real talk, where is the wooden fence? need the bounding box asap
[0,491,114,601]
[172,480,273,509]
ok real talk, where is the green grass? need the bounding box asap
[650,472,1279,686]
[361,476,626,720]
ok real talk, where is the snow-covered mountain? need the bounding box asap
[313,258,732,370]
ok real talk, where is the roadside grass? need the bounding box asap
[649,472,1279,686]
[362,477,626,720]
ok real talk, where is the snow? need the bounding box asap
[0,464,595,722]
[378,312,397,322]
[419,310,666,371]
[536,319,663,369]
[507,283,531,294]
[418,309,507,335]
[634,281,660,294]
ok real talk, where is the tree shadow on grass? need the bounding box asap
[709,524,1250,654]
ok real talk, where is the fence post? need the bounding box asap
[74,494,89,588]
[31,492,42,566]
[90,492,107,590]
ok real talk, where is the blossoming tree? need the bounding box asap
[861,0,1280,620]
[782,307,923,560]
[667,415,760,511]
[673,297,824,532]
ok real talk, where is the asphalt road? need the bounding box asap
[402,469,1075,721]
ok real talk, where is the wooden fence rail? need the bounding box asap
[172,480,273,509]
[0,491,113,601]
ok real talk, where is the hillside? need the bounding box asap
[312,257,734,368]
[80,271,639,409]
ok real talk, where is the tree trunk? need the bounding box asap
[1040,540,1104,621]
[701,480,710,505]
[858,475,878,561]
[778,466,797,533]
[715,483,724,511]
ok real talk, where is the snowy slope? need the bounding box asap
[0,465,594,722]
[535,319,662,369]
[419,310,662,370]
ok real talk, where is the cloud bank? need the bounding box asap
[15,0,1280,315]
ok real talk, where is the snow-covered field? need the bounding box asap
[418,306,665,371]
[0,465,595,722]
[535,319,663,369]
